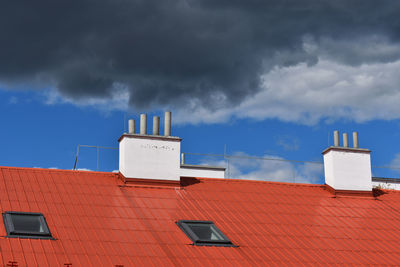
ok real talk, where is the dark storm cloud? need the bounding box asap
[1,0,400,109]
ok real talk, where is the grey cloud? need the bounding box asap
[1,0,400,111]
[306,35,400,66]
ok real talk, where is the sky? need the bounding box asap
[1,0,400,184]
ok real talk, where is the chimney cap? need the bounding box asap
[322,146,370,155]
[118,133,182,143]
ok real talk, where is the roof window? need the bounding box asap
[177,220,235,247]
[3,211,53,239]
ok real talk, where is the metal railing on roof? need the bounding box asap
[72,146,400,182]
[181,152,324,183]
[73,145,118,171]
[181,152,400,183]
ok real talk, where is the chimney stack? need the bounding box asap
[334,130,340,146]
[140,114,147,135]
[153,116,160,135]
[164,111,171,137]
[323,131,372,195]
[128,119,135,134]
[353,132,359,148]
[343,133,349,147]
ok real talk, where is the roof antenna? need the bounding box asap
[73,145,80,170]
[124,113,127,133]
[328,132,330,146]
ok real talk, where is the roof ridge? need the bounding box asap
[0,166,324,186]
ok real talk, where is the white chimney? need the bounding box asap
[323,131,372,193]
[119,112,181,181]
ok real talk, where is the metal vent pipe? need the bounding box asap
[343,133,349,147]
[334,130,340,147]
[140,114,147,135]
[128,119,135,134]
[353,132,359,148]
[153,116,160,135]
[181,153,185,165]
[164,111,171,136]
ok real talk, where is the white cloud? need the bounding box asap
[76,168,93,171]
[42,85,130,113]
[174,35,400,125]
[198,152,323,184]
[33,166,59,169]
[8,96,18,104]
[35,55,400,126]
[173,58,400,125]
[251,59,400,123]
[27,35,400,126]
[390,153,400,169]
[295,162,324,184]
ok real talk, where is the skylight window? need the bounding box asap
[3,211,53,239]
[177,220,235,247]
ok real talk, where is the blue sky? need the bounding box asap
[1,88,400,184]
[1,1,400,184]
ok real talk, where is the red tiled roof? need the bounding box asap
[1,166,400,266]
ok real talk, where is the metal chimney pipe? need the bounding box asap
[343,133,349,147]
[140,114,147,135]
[353,132,359,148]
[153,116,160,135]
[128,119,135,134]
[181,153,185,165]
[164,111,171,136]
[334,130,340,146]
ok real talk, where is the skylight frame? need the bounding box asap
[177,220,235,247]
[3,211,53,239]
